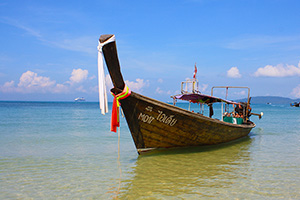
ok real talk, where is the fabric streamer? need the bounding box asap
[111,85,131,132]
[97,35,116,115]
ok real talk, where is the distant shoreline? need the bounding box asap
[236,96,300,104]
[1,96,299,105]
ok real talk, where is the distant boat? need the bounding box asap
[290,102,300,107]
[98,34,263,154]
[75,97,85,102]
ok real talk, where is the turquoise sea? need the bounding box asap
[0,101,299,199]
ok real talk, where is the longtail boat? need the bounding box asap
[98,34,262,154]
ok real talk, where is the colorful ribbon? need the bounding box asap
[111,85,131,132]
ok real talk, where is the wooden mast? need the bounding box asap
[99,34,125,91]
[99,34,146,150]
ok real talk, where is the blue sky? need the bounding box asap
[0,0,300,102]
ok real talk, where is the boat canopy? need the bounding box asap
[173,93,238,105]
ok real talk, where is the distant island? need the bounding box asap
[167,96,300,105]
[237,96,300,104]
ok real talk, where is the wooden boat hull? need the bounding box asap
[99,34,255,154]
[120,92,255,154]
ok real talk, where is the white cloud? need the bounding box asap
[76,85,87,93]
[69,68,88,84]
[4,80,15,87]
[17,71,56,93]
[182,80,208,93]
[125,78,149,92]
[254,62,300,77]
[199,84,208,92]
[86,74,112,96]
[166,90,172,95]
[233,90,246,96]
[227,67,242,78]
[156,79,174,95]
[155,87,173,95]
[0,81,15,93]
[52,83,69,93]
[156,87,164,94]
[0,71,59,93]
[291,84,300,98]
[174,90,181,94]
[0,69,91,94]
[18,71,55,87]
[101,76,149,93]
[89,75,96,80]
[105,74,113,89]
[90,85,99,93]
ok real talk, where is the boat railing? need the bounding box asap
[211,86,251,122]
[181,79,201,94]
[211,86,250,101]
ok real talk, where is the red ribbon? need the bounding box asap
[111,85,131,132]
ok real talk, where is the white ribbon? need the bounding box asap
[97,35,115,115]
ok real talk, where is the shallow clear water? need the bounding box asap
[0,102,299,199]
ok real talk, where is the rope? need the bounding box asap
[111,120,122,200]
[115,125,122,199]
[110,85,131,132]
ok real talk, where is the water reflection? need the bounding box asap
[118,137,253,199]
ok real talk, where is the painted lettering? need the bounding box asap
[138,107,178,126]
[157,110,177,126]
[145,106,153,112]
[138,112,155,124]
